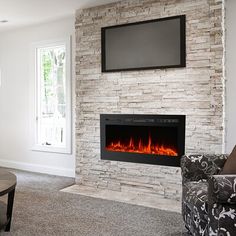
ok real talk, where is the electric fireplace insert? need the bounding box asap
[100,114,185,167]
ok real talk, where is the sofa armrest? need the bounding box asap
[181,154,228,183]
[208,175,236,204]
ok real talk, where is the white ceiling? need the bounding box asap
[0,0,119,32]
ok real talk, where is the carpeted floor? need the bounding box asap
[0,168,188,236]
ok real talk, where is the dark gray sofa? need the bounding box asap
[181,154,236,236]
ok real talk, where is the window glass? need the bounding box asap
[37,45,67,148]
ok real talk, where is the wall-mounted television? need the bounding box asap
[101,15,186,72]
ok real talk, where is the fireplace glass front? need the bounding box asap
[100,114,185,167]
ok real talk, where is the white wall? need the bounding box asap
[226,0,236,153]
[0,17,75,177]
[0,0,234,177]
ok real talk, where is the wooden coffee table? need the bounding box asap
[0,170,16,231]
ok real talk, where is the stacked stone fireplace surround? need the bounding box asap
[75,0,225,202]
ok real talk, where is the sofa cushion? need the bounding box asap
[221,145,236,174]
[208,175,236,204]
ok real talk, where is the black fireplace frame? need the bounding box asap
[100,114,185,167]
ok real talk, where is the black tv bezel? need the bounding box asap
[101,15,186,73]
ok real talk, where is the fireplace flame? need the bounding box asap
[106,135,178,156]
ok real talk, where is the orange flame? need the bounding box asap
[106,135,178,156]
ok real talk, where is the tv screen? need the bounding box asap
[101,15,186,72]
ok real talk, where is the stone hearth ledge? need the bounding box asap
[61,185,181,213]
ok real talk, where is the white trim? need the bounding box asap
[29,37,72,154]
[31,145,72,154]
[222,0,226,154]
[0,158,75,177]
[0,67,2,87]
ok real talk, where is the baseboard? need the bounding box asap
[0,159,75,177]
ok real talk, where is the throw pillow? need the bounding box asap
[221,145,236,174]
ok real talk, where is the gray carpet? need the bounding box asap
[0,168,188,236]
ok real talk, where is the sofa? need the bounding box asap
[181,154,236,236]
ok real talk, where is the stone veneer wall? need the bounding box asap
[75,0,225,201]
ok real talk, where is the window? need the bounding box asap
[31,39,71,153]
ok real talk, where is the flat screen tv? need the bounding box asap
[101,15,186,72]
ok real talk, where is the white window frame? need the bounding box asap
[30,38,72,154]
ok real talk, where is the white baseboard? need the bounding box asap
[0,159,75,177]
